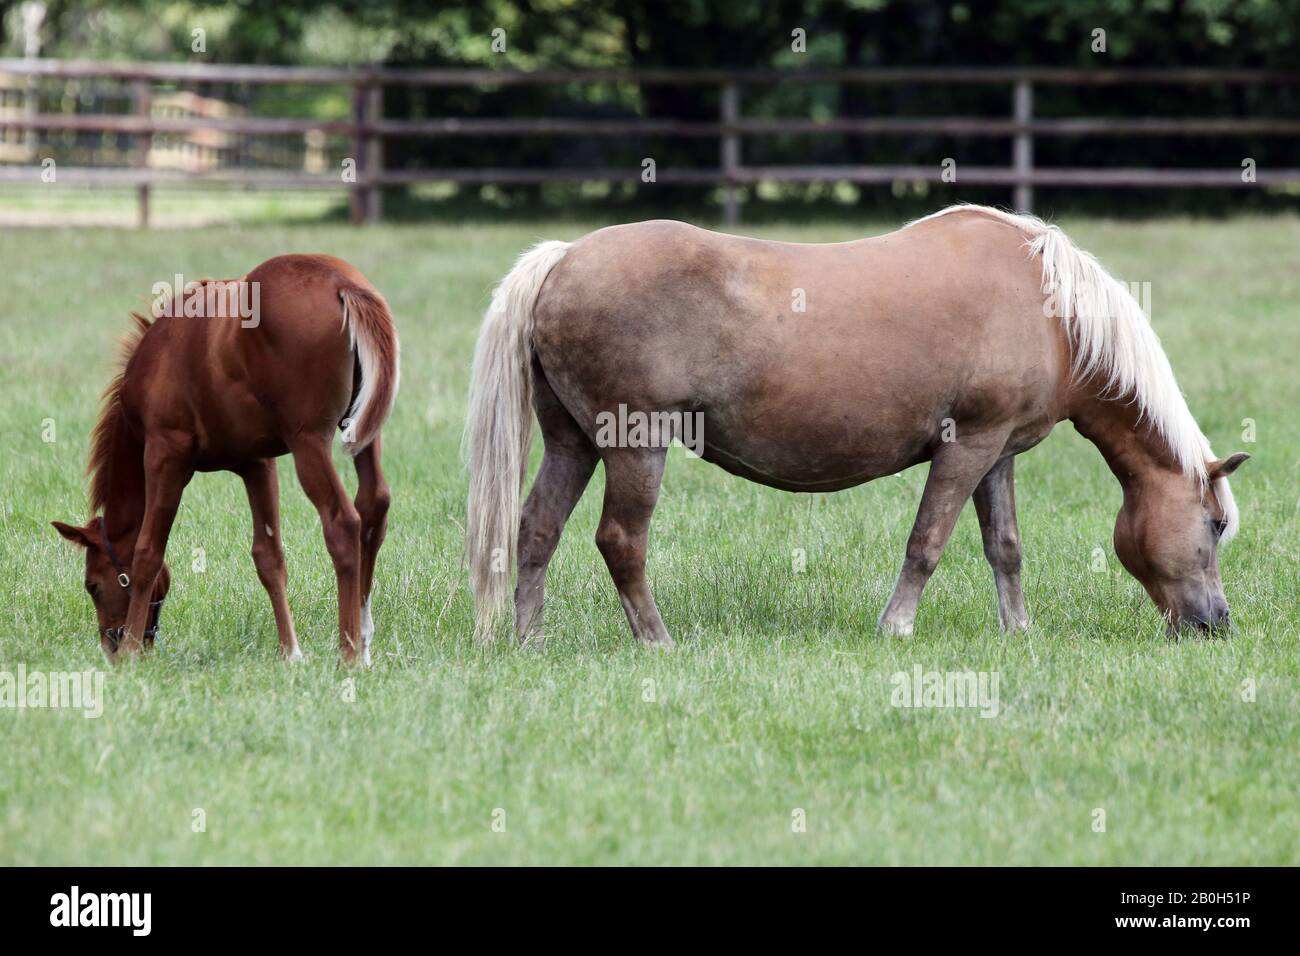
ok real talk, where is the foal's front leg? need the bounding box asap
[972,456,1031,631]
[119,447,193,658]
[240,459,303,660]
[878,432,1008,637]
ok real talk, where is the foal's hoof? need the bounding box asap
[283,647,305,663]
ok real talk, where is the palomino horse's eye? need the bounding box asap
[1212,519,1228,540]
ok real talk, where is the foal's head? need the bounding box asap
[52,518,171,658]
[1112,453,1249,632]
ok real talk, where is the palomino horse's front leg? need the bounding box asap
[240,459,303,661]
[290,435,364,665]
[971,456,1031,631]
[352,437,391,666]
[118,446,193,658]
[595,447,673,648]
[879,432,1009,637]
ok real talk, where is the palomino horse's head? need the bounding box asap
[52,517,170,658]
[1112,453,1249,632]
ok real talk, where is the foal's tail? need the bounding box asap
[340,286,400,455]
[465,239,571,643]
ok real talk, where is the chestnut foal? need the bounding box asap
[54,255,399,664]
[467,205,1247,647]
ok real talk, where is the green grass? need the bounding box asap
[2,214,1298,865]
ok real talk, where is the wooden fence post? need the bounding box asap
[719,81,740,227]
[1013,78,1034,213]
[349,81,366,224]
[131,77,151,228]
[364,82,383,223]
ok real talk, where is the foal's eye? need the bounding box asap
[84,581,97,595]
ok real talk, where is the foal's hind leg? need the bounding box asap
[240,458,302,660]
[972,456,1031,631]
[515,403,597,647]
[352,437,391,666]
[289,435,364,664]
[596,447,673,648]
[879,431,1008,637]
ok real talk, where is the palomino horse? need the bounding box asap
[467,204,1247,646]
[54,255,399,664]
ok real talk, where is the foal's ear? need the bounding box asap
[1208,453,1250,481]
[51,520,95,549]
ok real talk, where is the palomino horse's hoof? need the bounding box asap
[879,619,914,638]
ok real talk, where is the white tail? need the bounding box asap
[339,286,400,455]
[465,240,571,642]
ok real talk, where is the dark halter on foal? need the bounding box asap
[98,520,164,645]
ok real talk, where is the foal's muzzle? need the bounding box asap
[101,599,165,652]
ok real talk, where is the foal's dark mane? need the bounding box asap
[87,312,152,515]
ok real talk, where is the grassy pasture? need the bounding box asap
[1,214,1297,864]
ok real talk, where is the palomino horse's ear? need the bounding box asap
[52,520,95,549]
[1208,453,1250,481]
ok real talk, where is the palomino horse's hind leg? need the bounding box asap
[971,456,1031,631]
[515,380,598,647]
[595,447,673,648]
[879,431,1009,637]
[289,435,364,664]
[352,437,391,666]
[239,458,302,661]
[515,446,597,646]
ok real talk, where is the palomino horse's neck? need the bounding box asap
[90,401,147,544]
[1069,390,1186,491]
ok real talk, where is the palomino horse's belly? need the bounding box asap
[689,409,936,491]
[697,439,929,492]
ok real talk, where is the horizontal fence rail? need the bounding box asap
[2,58,1299,226]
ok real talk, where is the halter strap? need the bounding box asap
[96,513,166,645]
[98,519,131,588]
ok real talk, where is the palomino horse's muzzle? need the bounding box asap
[1181,606,1230,633]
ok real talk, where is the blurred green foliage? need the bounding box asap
[3,1,1298,217]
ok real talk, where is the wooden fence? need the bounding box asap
[1,58,1299,227]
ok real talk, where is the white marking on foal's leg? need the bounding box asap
[360,597,374,667]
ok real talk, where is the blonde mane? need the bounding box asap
[907,203,1237,542]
